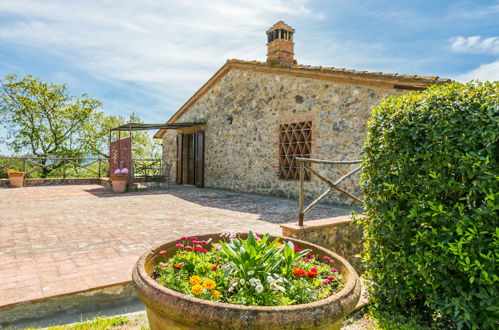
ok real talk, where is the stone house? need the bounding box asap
[155,21,450,204]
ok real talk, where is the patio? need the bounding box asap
[0,183,354,313]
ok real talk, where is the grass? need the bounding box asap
[342,306,441,330]
[23,314,150,330]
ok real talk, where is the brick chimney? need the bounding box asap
[266,21,296,65]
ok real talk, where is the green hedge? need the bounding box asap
[360,81,498,329]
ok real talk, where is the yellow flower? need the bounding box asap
[274,242,282,247]
[212,290,221,299]
[189,275,202,285]
[203,279,217,290]
[191,284,203,295]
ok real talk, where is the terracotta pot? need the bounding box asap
[8,172,25,188]
[132,233,361,330]
[111,175,128,193]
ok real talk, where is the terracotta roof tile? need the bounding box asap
[227,59,452,83]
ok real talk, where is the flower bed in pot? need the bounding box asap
[7,169,25,188]
[132,232,361,330]
[111,167,128,193]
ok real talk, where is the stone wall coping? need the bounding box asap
[281,214,367,233]
[0,177,111,186]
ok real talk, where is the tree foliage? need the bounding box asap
[360,81,498,329]
[0,74,103,158]
[0,74,161,161]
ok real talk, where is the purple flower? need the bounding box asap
[121,168,129,174]
[114,169,122,175]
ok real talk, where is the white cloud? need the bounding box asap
[451,36,499,55]
[0,0,322,118]
[454,59,499,82]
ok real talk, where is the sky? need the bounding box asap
[0,0,498,126]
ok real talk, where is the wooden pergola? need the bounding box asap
[109,122,206,183]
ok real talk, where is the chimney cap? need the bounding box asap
[266,20,295,34]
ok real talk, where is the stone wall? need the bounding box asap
[0,177,111,187]
[281,216,365,274]
[163,68,407,204]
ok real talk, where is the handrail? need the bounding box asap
[296,157,364,226]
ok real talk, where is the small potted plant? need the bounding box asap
[111,167,129,193]
[7,168,25,188]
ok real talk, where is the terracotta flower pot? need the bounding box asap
[8,172,25,188]
[132,233,361,330]
[111,175,128,193]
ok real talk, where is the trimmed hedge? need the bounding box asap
[360,81,498,329]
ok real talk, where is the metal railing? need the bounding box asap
[296,157,364,226]
[0,157,165,179]
[0,157,109,178]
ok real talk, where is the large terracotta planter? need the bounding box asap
[111,175,128,193]
[132,233,361,330]
[8,172,25,188]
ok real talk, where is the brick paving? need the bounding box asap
[0,184,353,308]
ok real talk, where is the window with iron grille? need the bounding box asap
[278,121,312,180]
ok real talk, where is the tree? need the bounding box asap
[0,74,162,177]
[0,74,103,160]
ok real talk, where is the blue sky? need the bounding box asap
[0,0,498,126]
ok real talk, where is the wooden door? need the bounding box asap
[194,131,205,187]
[187,134,196,185]
[176,134,183,184]
[182,134,189,184]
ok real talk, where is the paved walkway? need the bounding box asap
[0,184,354,309]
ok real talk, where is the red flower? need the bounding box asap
[327,275,335,280]
[175,243,183,247]
[307,252,315,258]
[211,266,218,271]
[173,262,184,269]
[158,250,167,255]
[294,248,304,252]
[322,279,330,285]
[292,267,307,277]
[188,236,198,240]
[331,268,338,273]
[193,247,208,253]
[303,258,310,262]
[179,236,188,240]
[185,246,192,250]
[192,240,200,245]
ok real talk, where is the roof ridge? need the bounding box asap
[226,59,451,83]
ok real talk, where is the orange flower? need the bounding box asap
[212,290,221,299]
[189,275,202,285]
[191,284,203,295]
[203,279,217,290]
[306,271,317,278]
[292,267,306,277]
[173,262,184,269]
